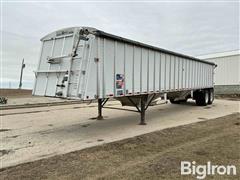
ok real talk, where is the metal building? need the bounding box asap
[198,50,240,94]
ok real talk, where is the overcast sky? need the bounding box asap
[1,1,239,89]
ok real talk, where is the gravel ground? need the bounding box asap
[1,113,239,180]
[1,99,238,169]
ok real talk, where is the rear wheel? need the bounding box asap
[208,89,214,104]
[195,90,209,106]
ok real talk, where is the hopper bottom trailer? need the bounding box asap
[33,27,216,125]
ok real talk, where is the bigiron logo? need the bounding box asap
[181,161,237,179]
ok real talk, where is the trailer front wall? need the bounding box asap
[83,37,214,100]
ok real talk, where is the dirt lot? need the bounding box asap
[0,88,79,107]
[1,99,238,168]
[1,113,239,180]
[0,89,32,98]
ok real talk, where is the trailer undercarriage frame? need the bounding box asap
[97,94,157,125]
[96,88,214,125]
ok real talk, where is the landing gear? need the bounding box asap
[97,98,108,120]
[96,95,155,125]
[127,94,156,125]
[139,96,147,125]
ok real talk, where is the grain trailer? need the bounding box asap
[33,27,216,124]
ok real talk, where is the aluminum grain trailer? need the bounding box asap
[33,27,216,125]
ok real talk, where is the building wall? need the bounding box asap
[198,51,240,94]
[205,54,240,86]
[214,85,239,94]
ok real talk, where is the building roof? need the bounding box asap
[197,50,240,59]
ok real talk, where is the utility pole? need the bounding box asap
[19,58,25,89]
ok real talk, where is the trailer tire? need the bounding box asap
[195,90,209,106]
[208,89,214,104]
